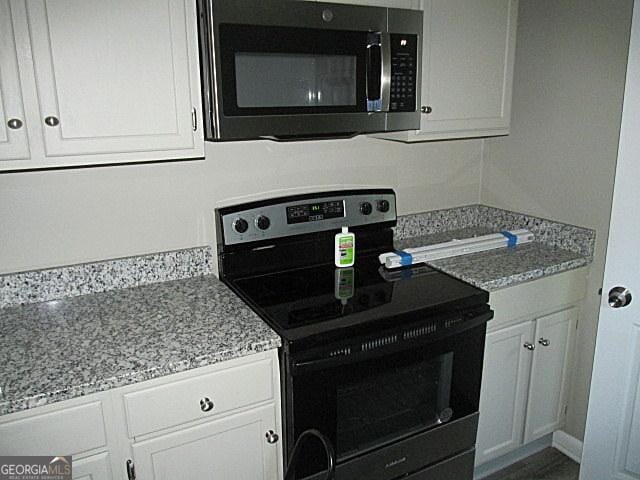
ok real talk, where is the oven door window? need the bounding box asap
[289,323,485,478]
[336,351,454,457]
[219,24,368,116]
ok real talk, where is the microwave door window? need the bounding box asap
[234,53,357,108]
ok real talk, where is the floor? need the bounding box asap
[484,448,580,480]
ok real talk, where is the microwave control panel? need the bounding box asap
[389,34,418,112]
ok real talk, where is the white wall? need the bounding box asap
[0,136,482,274]
[480,0,633,440]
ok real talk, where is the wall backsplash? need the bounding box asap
[1,205,594,308]
[0,136,483,275]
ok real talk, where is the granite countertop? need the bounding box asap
[0,204,595,417]
[395,227,591,291]
[0,275,280,416]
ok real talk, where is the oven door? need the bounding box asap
[199,0,391,140]
[283,311,489,480]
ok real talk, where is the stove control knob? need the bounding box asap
[360,202,373,215]
[255,215,271,230]
[232,218,249,234]
[377,199,390,213]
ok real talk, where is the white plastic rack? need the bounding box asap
[379,229,534,269]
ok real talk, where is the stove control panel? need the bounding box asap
[218,190,396,246]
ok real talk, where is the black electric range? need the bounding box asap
[217,189,492,480]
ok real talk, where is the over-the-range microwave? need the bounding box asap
[197,0,423,141]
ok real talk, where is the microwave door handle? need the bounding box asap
[366,37,382,110]
[380,32,391,112]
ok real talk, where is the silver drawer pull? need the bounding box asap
[7,118,23,129]
[538,338,551,347]
[523,342,535,351]
[44,116,60,127]
[199,397,214,412]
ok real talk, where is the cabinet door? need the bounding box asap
[131,404,282,480]
[417,0,517,140]
[73,453,113,480]
[0,0,30,163]
[476,321,534,466]
[24,0,203,164]
[524,308,577,443]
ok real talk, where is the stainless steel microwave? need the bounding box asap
[197,0,423,141]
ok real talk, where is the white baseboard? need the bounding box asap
[474,435,552,479]
[552,430,583,464]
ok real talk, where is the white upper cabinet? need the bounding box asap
[0,0,30,163]
[376,0,518,142]
[1,0,204,171]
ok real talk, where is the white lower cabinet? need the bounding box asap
[0,350,282,480]
[476,307,578,465]
[524,309,576,443]
[72,453,114,480]
[131,404,280,480]
[476,321,534,464]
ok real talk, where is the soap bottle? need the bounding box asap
[335,226,355,268]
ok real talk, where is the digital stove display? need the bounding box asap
[286,200,344,224]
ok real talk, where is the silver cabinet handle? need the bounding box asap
[7,118,23,129]
[126,460,136,480]
[538,338,551,347]
[199,397,214,412]
[265,430,279,444]
[523,342,535,351]
[421,106,433,114]
[44,116,59,127]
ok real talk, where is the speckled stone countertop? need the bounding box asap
[0,275,280,416]
[396,227,590,291]
[393,196,596,293]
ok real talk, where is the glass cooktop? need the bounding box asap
[227,255,488,344]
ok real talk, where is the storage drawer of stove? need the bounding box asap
[405,449,475,480]
[304,412,479,480]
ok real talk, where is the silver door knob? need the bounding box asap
[199,397,214,412]
[538,338,551,347]
[7,118,23,129]
[265,430,279,444]
[421,105,433,114]
[608,286,632,308]
[44,116,60,127]
[523,342,535,351]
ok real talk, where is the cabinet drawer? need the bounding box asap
[488,268,587,331]
[0,402,107,455]
[124,358,274,438]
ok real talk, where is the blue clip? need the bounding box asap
[501,231,518,248]
[395,250,413,266]
[367,99,382,112]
